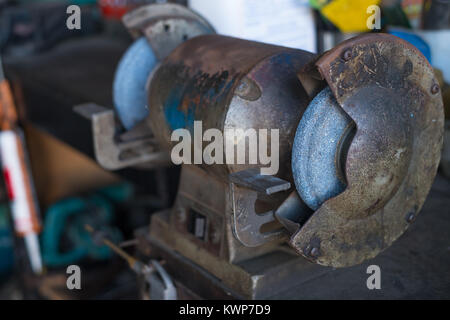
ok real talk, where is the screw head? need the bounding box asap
[310,247,320,257]
[343,49,352,61]
[406,211,415,223]
[431,84,440,94]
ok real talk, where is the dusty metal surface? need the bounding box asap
[168,165,281,261]
[229,168,291,195]
[147,35,316,247]
[147,33,443,268]
[139,174,450,299]
[275,191,312,235]
[230,168,290,247]
[290,33,444,267]
[143,207,329,299]
[74,103,169,170]
[112,3,216,146]
[122,3,215,60]
[148,35,314,180]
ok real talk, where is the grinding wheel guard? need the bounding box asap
[113,3,215,130]
[291,34,444,267]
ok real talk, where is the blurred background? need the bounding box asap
[0,0,449,299]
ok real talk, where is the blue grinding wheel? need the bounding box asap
[292,87,355,210]
[113,37,157,130]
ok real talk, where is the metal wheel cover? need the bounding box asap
[289,34,444,267]
[114,3,216,130]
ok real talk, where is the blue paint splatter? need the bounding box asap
[164,87,194,131]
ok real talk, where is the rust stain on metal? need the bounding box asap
[148,35,314,180]
[291,33,444,267]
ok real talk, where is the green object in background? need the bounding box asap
[382,4,412,29]
[0,205,14,278]
[41,183,132,267]
[309,0,331,9]
[97,182,133,203]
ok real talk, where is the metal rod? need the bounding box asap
[119,239,139,248]
[84,224,138,268]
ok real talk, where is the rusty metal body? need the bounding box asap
[148,35,315,180]
[133,31,443,298]
[147,32,444,269]
[147,35,318,254]
[139,165,326,299]
[80,3,215,170]
[292,34,444,267]
[85,3,445,298]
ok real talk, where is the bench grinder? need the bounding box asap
[86,4,444,299]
